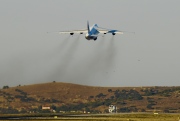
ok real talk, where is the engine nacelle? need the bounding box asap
[70,33,74,35]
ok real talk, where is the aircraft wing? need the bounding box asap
[59,29,88,34]
[95,27,123,34]
[98,29,123,34]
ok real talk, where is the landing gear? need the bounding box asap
[94,38,97,41]
[112,33,116,35]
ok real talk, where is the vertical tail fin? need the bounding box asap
[87,21,90,33]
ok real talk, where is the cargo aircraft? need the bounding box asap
[59,21,124,41]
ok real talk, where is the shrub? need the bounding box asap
[3,86,9,89]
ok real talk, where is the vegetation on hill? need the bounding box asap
[0,82,180,114]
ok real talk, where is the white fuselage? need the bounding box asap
[85,24,99,40]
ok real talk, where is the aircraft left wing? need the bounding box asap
[59,29,88,35]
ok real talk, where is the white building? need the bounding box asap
[42,106,50,110]
[109,105,117,113]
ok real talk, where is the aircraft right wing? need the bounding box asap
[96,26,135,35]
[95,27,123,34]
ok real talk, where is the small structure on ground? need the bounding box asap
[109,105,117,113]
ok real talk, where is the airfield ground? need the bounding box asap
[0,113,180,121]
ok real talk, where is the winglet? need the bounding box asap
[87,21,90,33]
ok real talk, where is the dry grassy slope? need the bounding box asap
[1,82,180,111]
[3,82,121,104]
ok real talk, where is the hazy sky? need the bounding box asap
[0,0,180,87]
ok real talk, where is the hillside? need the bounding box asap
[0,82,180,114]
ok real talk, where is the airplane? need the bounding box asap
[59,21,124,41]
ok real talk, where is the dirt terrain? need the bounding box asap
[0,82,180,113]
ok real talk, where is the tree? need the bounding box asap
[51,105,57,110]
[163,109,169,113]
[89,96,94,98]
[3,85,9,89]
[108,89,112,92]
[147,104,153,109]
[85,107,91,112]
[96,93,106,98]
[140,108,146,112]
[119,107,130,112]
[110,96,114,99]
[20,109,27,113]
